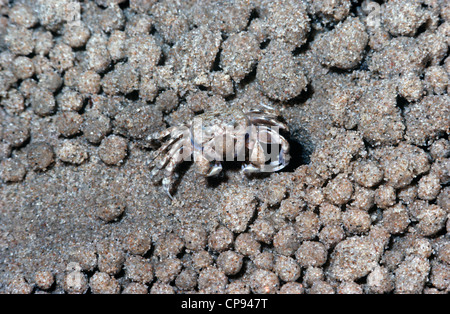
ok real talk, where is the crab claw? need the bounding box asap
[241,163,260,174]
[162,177,173,199]
[249,141,267,166]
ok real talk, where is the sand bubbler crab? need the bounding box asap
[148,105,290,197]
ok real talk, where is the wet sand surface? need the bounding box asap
[0,0,449,294]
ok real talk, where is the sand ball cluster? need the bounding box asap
[0,0,449,294]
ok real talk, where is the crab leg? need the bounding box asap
[207,162,223,177]
[246,112,289,131]
[149,125,191,172]
[151,135,182,162]
[160,142,192,198]
[146,126,177,142]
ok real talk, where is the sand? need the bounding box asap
[0,0,449,294]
